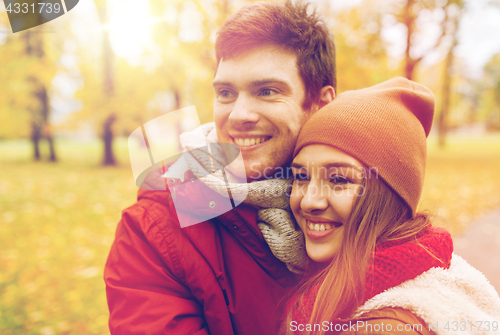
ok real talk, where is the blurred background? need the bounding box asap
[1,0,500,334]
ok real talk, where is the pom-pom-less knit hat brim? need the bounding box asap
[294,77,435,217]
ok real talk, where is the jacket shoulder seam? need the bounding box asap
[135,198,186,282]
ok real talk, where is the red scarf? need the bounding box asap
[290,226,453,326]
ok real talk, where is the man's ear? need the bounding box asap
[318,86,335,109]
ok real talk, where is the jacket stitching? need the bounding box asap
[137,198,186,284]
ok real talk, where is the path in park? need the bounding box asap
[454,207,500,294]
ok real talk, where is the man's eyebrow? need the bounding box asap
[212,80,234,88]
[250,79,291,88]
[212,78,291,88]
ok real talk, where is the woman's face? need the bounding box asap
[290,145,364,263]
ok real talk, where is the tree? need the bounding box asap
[436,4,463,147]
[67,0,219,166]
[382,0,463,147]
[24,30,57,161]
[0,24,59,161]
[327,0,398,93]
[392,0,464,80]
[97,1,117,166]
[482,53,500,131]
[149,0,218,122]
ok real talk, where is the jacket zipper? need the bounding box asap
[216,273,238,335]
[216,273,230,306]
[222,289,229,306]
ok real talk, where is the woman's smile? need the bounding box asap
[302,215,343,239]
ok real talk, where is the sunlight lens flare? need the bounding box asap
[106,0,159,61]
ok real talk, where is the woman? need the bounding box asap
[282,77,500,334]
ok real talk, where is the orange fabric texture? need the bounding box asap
[294,77,435,216]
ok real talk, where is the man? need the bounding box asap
[104,1,336,334]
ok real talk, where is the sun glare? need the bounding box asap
[107,0,160,64]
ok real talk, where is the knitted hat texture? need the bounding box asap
[294,77,435,216]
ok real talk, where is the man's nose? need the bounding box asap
[228,93,260,127]
[299,181,329,213]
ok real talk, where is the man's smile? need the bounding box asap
[231,136,272,148]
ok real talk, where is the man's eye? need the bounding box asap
[259,88,276,97]
[218,89,232,97]
[329,175,351,184]
[216,89,236,103]
[293,173,309,182]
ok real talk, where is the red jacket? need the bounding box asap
[104,170,298,335]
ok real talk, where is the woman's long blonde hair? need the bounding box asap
[281,174,432,335]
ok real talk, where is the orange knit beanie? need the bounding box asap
[294,77,435,217]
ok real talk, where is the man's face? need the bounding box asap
[212,45,312,181]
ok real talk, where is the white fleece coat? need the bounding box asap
[356,254,500,335]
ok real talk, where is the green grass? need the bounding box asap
[0,138,136,335]
[0,134,500,334]
[422,133,500,234]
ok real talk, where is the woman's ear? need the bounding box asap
[318,85,335,109]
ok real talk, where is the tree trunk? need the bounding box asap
[405,60,417,81]
[438,40,457,149]
[47,133,57,162]
[99,4,117,166]
[102,114,117,166]
[37,84,57,162]
[25,29,58,162]
[31,122,41,161]
[403,0,416,80]
[438,6,461,149]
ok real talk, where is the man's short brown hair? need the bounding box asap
[215,1,336,110]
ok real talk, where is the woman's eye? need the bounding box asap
[329,175,350,184]
[293,173,309,182]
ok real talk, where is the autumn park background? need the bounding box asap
[1,0,500,334]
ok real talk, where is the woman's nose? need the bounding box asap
[298,181,329,213]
